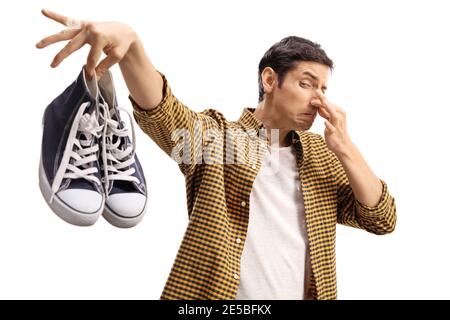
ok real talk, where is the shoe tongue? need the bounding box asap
[82,67,99,100]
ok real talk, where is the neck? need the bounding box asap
[253,101,292,148]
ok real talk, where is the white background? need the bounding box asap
[1,0,449,299]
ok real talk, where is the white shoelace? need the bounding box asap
[50,102,104,203]
[100,103,139,195]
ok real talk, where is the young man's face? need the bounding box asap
[262,61,330,131]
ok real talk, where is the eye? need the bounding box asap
[300,81,311,88]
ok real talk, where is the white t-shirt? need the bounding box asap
[236,144,312,300]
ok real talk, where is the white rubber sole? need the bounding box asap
[102,199,147,229]
[39,159,104,226]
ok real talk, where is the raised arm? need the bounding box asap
[315,89,397,234]
[36,9,223,176]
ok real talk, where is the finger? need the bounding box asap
[318,106,330,120]
[51,31,87,67]
[41,8,70,26]
[316,91,333,111]
[85,44,104,79]
[95,49,125,78]
[41,8,84,29]
[324,119,336,133]
[36,28,82,48]
[317,91,339,120]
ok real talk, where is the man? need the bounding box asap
[37,9,396,300]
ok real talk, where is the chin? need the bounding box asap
[294,121,313,131]
[294,116,315,130]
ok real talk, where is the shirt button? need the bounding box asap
[241,201,246,207]
[233,273,239,280]
[236,238,242,244]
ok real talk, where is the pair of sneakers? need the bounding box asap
[39,66,147,228]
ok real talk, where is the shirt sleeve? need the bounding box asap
[330,149,397,235]
[130,71,221,176]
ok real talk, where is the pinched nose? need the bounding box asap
[311,99,322,109]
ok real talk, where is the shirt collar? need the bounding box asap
[237,107,263,131]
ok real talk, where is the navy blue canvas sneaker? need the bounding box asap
[97,70,148,228]
[39,67,105,226]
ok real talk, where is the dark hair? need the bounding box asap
[258,36,333,102]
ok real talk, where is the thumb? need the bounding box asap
[95,50,123,78]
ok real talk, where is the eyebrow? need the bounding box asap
[300,71,327,91]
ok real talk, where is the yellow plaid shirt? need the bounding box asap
[131,72,397,300]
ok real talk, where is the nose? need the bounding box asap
[310,88,323,106]
[310,98,322,109]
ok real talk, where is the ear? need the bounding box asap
[261,67,277,95]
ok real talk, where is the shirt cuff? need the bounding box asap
[355,179,392,217]
[130,70,171,123]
